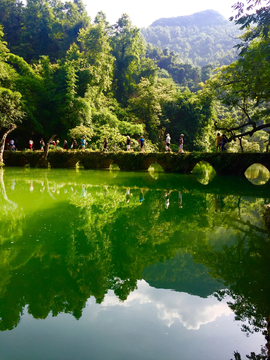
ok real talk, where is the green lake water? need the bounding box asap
[0,167,269,360]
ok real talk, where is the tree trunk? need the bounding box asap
[0,124,17,165]
[0,169,17,207]
[39,134,56,167]
[239,137,244,152]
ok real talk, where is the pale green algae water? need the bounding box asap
[0,167,269,360]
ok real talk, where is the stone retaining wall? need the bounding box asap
[3,150,270,176]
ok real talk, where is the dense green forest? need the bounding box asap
[0,0,269,158]
[141,10,242,67]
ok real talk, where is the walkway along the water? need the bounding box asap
[3,151,270,176]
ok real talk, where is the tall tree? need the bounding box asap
[0,0,24,51]
[0,89,24,164]
[162,87,214,151]
[230,0,270,52]
[205,0,270,148]
[111,14,145,105]
[77,13,115,95]
[0,0,90,62]
[128,77,176,142]
[0,27,24,164]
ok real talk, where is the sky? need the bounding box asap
[83,0,237,28]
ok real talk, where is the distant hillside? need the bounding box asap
[141,10,242,67]
[150,9,228,28]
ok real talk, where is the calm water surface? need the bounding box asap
[0,168,269,360]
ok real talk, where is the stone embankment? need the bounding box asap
[3,150,270,176]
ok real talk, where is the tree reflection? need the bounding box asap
[0,169,269,349]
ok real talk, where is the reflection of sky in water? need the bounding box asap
[0,281,263,360]
[101,280,232,330]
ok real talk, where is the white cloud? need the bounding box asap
[99,280,232,330]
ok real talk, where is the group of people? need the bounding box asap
[5,139,16,151]
[29,138,46,151]
[165,133,184,153]
[125,188,183,209]
[215,133,228,151]
[125,136,145,152]
[7,131,270,153]
[28,138,81,151]
[8,133,186,153]
[126,134,185,153]
[26,137,87,152]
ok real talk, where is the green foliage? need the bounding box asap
[69,124,93,142]
[92,108,143,136]
[206,24,270,147]
[226,130,267,153]
[0,0,90,62]
[0,29,24,129]
[91,124,127,151]
[77,16,114,93]
[90,123,157,152]
[162,87,215,151]
[0,88,24,129]
[110,14,146,105]
[145,45,205,91]
[0,26,13,87]
[204,0,270,150]
[128,77,176,141]
[0,4,220,151]
[230,0,270,52]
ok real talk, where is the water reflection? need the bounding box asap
[148,163,164,180]
[0,168,270,359]
[193,161,216,185]
[245,163,270,185]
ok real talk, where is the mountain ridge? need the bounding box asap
[141,9,241,67]
[149,10,229,28]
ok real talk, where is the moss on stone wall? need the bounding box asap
[3,150,270,176]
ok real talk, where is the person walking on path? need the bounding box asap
[29,139,34,151]
[63,139,69,151]
[81,137,86,152]
[71,138,77,150]
[165,134,171,153]
[221,134,227,151]
[126,136,131,151]
[215,133,222,151]
[40,138,45,151]
[103,138,108,152]
[179,134,184,153]
[139,136,145,151]
[10,139,15,151]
